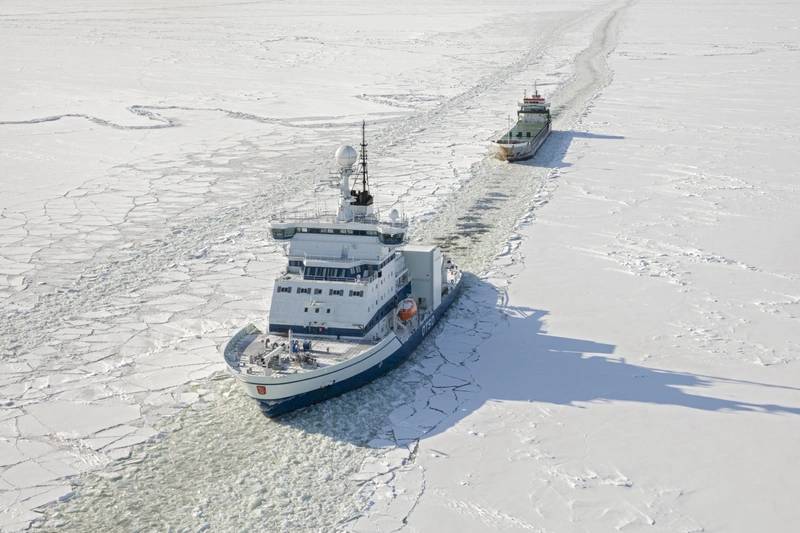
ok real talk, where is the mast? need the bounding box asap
[352,120,373,206]
[360,120,368,194]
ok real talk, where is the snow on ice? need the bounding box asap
[2,0,800,531]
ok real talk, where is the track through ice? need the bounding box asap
[13,1,635,530]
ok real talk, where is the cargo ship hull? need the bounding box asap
[492,121,551,162]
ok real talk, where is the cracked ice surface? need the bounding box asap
[7,0,798,530]
[34,1,630,524]
[0,0,613,528]
[352,1,800,532]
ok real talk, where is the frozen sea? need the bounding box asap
[2,0,800,531]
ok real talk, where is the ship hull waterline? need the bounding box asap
[225,277,463,417]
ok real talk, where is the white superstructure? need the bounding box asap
[268,122,412,341]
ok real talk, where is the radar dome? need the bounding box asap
[335,145,358,169]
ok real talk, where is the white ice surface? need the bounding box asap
[353,1,800,532]
[2,0,799,530]
[1,0,609,528]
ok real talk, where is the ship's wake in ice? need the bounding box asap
[26,2,636,530]
[1,0,639,529]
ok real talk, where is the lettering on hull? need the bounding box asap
[421,314,435,337]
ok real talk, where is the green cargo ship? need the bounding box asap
[492,87,551,162]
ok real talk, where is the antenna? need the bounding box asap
[534,80,538,96]
[351,120,374,206]
[360,120,368,194]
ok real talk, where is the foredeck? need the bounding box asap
[495,121,549,144]
[229,328,378,378]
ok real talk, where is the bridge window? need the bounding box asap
[277,286,292,294]
[304,263,393,282]
[271,228,295,240]
[329,289,344,296]
[349,290,363,297]
[297,287,311,294]
[314,288,322,294]
[380,254,396,268]
[379,233,404,245]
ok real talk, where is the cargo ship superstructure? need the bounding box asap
[223,123,462,416]
[492,86,551,162]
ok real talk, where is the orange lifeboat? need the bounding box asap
[397,298,417,321]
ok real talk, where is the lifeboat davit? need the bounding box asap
[397,298,417,321]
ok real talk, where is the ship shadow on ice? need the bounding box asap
[413,277,800,441]
[276,275,800,446]
[518,130,625,169]
[468,309,800,413]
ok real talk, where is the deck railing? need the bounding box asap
[270,209,408,228]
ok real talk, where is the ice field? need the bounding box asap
[2,0,800,531]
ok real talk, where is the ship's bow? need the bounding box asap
[490,142,512,161]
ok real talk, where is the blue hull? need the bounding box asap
[258,280,463,417]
